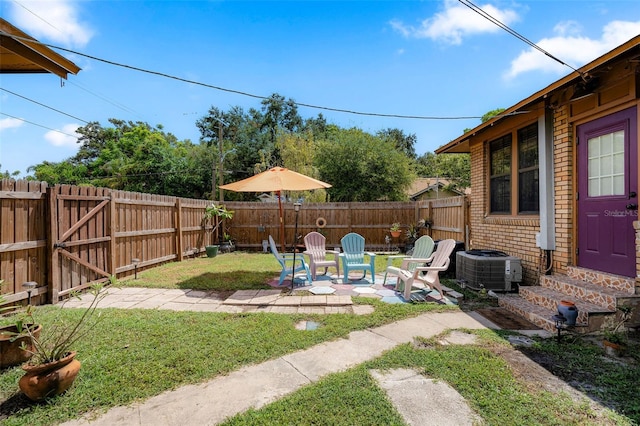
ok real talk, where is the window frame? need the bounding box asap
[487,122,540,216]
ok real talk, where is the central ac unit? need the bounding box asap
[456,250,522,292]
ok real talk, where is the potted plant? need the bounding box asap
[203,204,234,257]
[221,232,235,252]
[603,305,633,357]
[17,283,107,401]
[0,312,43,369]
[0,284,43,369]
[390,222,402,238]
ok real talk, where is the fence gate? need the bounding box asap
[50,185,114,302]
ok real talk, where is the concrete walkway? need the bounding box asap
[61,288,499,426]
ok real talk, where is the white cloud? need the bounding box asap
[391,0,519,45]
[8,0,93,47]
[505,20,640,79]
[0,117,24,131]
[45,123,80,148]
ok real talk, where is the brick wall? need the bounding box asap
[551,103,573,276]
[468,140,542,285]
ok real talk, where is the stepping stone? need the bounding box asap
[309,286,336,295]
[353,287,377,294]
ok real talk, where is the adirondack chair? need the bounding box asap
[383,235,435,287]
[395,239,456,300]
[339,233,376,282]
[303,232,340,280]
[268,235,311,286]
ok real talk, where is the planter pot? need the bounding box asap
[603,339,626,357]
[19,351,81,401]
[205,245,219,258]
[557,300,578,326]
[390,231,402,238]
[0,324,42,369]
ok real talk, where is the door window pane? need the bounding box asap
[587,130,625,196]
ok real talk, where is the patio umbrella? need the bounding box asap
[219,167,331,251]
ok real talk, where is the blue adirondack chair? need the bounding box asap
[339,233,376,282]
[269,235,311,286]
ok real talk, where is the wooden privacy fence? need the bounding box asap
[1,179,468,305]
[224,198,469,251]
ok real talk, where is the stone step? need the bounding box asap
[517,286,615,333]
[567,266,636,294]
[540,274,633,311]
[498,294,564,333]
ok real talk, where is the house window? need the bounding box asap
[489,123,539,215]
[518,124,539,213]
[490,135,511,213]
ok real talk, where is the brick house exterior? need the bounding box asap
[437,36,640,331]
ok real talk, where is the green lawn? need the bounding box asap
[1,252,637,425]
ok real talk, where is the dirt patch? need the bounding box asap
[476,307,541,330]
[490,344,587,400]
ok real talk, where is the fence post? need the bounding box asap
[108,190,117,280]
[47,186,59,303]
[176,198,183,261]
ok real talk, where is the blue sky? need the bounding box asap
[1,0,639,177]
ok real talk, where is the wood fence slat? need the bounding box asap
[1,179,468,306]
[0,240,47,253]
[0,191,44,199]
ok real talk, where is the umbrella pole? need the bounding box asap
[277,191,285,252]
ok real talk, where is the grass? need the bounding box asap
[1,252,638,425]
[224,330,636,426]
[122,252,399,291]
[0,299,449,425]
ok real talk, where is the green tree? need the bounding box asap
[30,120,203,197]
[376,128,417,159]
[259,93,303,165]
[315,127,414,201]
[463,107,506,133]
[278,130,327,202]
[0,165,20,179]
[415,152,470,189]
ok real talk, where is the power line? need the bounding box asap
[457,0,583,77]
[1,87,89,123]
[1,31,491,121]
[66,80,147,119]
[0,112,80,138]
[11,0,61,33]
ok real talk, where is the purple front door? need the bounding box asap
[577,107,637,278]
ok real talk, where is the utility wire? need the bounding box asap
[66,80,147,119]
[1,31,493,121]
[457,0,584,77]
[10,0,61,33]
[1,87,89,123]
[0,112,80,138]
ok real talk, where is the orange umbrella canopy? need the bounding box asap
[219,167,331,192]
[220,167,331,250]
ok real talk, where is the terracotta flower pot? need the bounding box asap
[19,351,81,401]
[0,324,42,368]
[603,339,626,357]
[390,231,402,238]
